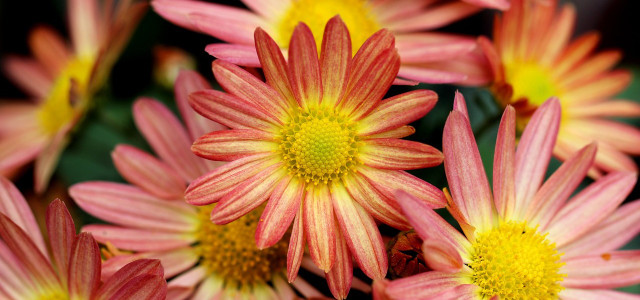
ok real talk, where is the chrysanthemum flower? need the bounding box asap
[0,0,146,192]
[185,16,446,298]
[152,0,506,85]
[69,71,328,299]
[383,92,640,299]
[478,0,640,176]
[0,178,167,299]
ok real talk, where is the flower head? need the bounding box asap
[384,92,640,299]
[0,0,146,192]
[0,177,167,299]
[185,16,446,298]
[152,0,506,85]
[479,0,640,176]
[69,71,326,299]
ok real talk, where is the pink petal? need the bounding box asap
[102,248,197,280]
[185,153,276,205]
[367,125,416,139]
[492,106,516,220]
[563,250,640,289]
[205,43,261,67]
[34,125,71,193]
[0,240,37,298]
[452,90,469,118]
[45,199,76,288]
[320,16,351,107]
[101,274,167,300]
[421,239,464,273]
[98,259,165,298]
[254,28,295,105]
[0,129,47,177]
[386,271,462,300]
[68,232,101,299]
[397,66,468,84]
[563,119,640,155]
[332,183,387,280]
[211,59,289,118]
[358,167,446,209]
[191,129,278,161]
[82,224,196,252]
[559,288,640,300]
[304,185,336,272]
[388,2,481,32]
[287,203,305,282]
[462,0,509,10]
[396,34,477,64]
[358,90,437,136]
[239,0,287,17]
[174,70,226,141]
[326,225,353,300]
[28,26,70,76]
[112,145,187,199]
[546,171,636,247]
[133,98,208,182]
[513,98,561,218]
[560,200,640,258]
[360,138,443,170]
[0,177,47,257]
[525,143,596,230]
[69,182,197,232]
[255,175,304,249]
[69,0,99,54]
[288,23,322,109]
[565,100,640,118]
[343,174,410,230]
[209,163,286,224]
[443,110,494,231]
[2,56,52,98]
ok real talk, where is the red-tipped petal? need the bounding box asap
[45,199,76,287]
[174,70,226,141]
[320,16,351,107]
[98,259,165,298]
[191,129,277,161]
[254,28,295,104]
[288,23,322,109]
[287,203,305,282]
[343,174,410,230]
[256,175,304,249]
[358,90,437,137]
[68,232,101,299]
[0,177,47,257]
[360,139,443,170]
[493,106,516,220]
[205,43,261,67]
[304,185,336,272]
[359,167,446,209]
[326,224,353,300]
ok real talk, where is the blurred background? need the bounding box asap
[1,0,639,297]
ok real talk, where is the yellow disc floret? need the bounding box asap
[279,106,360,185]
[37,56,94,135]
[196,206,288,286]
[276,0,380,54]
[467,221,565,300]
[504,61,561,107]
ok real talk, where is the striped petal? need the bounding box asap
[367,126,416,139]
[546,171,636,247]
[357,90,437,137]
[563,251,640,289]
[513,98,561,219]
[388,2,481,32]
[360,138,443,170]
[133,98,208,182]
[563,119,640,155]
[565,100,640,118]
[343,174,410,230]
[326,225,353,300]
[174,70,226,141]
[288,23,322,109]
[560,200,640,257]
[320,16,351,107]
[359,167,445,209]
[396,34,477,64]
[332,183,387,280]
[421,239,464,273]
[256,175,304,249]
[82,225,195,252]
[287,203,305,282]
[559,288,640,300]
[185,153,276,205]
[69,182,197,232]
[209,163,286,224]
[191,129,278,161]
[254,28,295,105]
[386,271,462,300]
[99,274,166,300]
[101,248,197,280]
[493,106,516,220]
[304,185,336,272]
[97,259,166,300]
[0,177,47,257]
[443,110,494,231]
[46,199,76,288]
[205,43,261,68]
[112,145,186,199]
[525,143,596,230]
[68,232,101,300]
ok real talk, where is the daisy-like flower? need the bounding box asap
[478,0,640,176]
[383,92,640,299]
[185,16,446,298]
[0,0,146,192]
[0,178,167,299]
[152,0,505,85]
[69,71,328,299]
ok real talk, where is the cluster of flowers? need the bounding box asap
[1,0,640,299]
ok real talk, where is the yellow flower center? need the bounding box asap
[279,106,360,185]
[36,288,68,300]
[37,56,94,135]
[504,61,560,107]
[276,0,380,55]
[467,221,564,300]
[196,206,288,286]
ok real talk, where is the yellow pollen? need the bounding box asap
[276,0,380,55]
[467,221,565,300]
[37,56,94,135]
[195,206,288,286]
[36,288,68,300]
[504,61,561,107]
[279,106,360,185]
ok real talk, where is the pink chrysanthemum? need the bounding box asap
[70,71,330,299]
[184,16,447,298]
[0,178,167,299]
[479,0,640,176]
[381,92,640,299]
[152,0,506,85]
[0,0,146,192]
